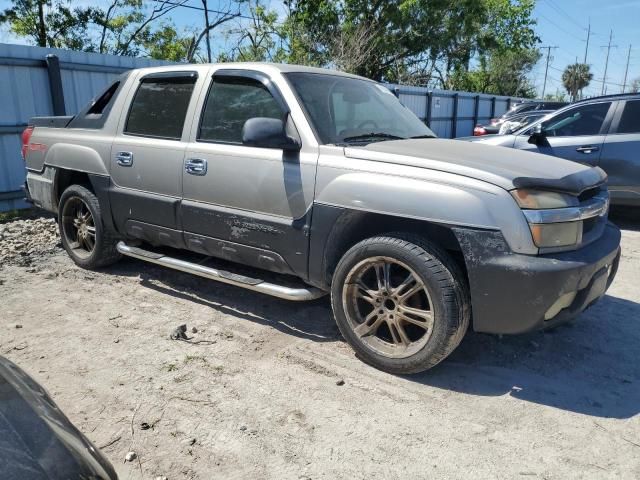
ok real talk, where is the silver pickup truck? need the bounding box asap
[23,63,621,374]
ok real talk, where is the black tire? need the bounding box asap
[58,184,121,269]
[331,234,470,374]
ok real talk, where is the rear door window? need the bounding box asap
[125,74,197,140]
[616,100,640,134]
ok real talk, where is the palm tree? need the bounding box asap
[562,63,593,101]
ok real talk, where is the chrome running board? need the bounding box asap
[116,242,327,301]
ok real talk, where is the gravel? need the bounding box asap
[0,214,59,267]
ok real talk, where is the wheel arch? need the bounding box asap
[54,168,116,232]
[308,204,466,290]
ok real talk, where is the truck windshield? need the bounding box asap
[285,72,435,145]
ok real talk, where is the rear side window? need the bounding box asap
[617,100,640,134]
[198,76,282,144]
[125,75,197,140]
[88,81,120,115]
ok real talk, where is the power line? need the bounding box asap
[541,0,586,33]
[537,12,585,42]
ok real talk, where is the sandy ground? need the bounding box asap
[1,212,639,480]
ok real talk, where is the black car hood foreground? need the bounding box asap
[0,356,117,480]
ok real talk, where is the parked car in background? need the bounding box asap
[473,110,552,136]
[501,100,568,121]
[498,110,554,135]
[462,93,640,206]
[0,356,118,480]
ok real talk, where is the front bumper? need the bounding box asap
[453,223,621,334]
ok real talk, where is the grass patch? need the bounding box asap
[0,210,22,223]
[184,354,208,365]
[162,362,178,372]
[0,208,41,223]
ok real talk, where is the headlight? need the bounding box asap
[511,189,582,249]
[511,189,578,209]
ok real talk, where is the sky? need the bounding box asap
[0,0,638,98]
[529,0,640,97]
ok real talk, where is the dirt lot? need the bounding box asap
[1,212,639,480]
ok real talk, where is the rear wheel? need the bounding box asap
[59,184,121,269]
[331,234,470,374]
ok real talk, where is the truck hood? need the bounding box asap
[344,138,602,192]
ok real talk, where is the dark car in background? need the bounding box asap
[0,356,118,480]
[501,100,568,120]
[462,93,640,206]
[474,110,553,136]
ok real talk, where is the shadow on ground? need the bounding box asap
[105,256,340,343]
[105,254,640,420]
[412,294,640,419]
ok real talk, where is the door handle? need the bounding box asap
[115,151,133,166]
[185,158,207,176]
[576,146,599,154]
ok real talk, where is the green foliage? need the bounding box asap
[544,91,568,102]
[282,0,539,86]
[0,0,94,49]
[219,2,285,62]
[1,0,541,94]
[0,0,194,59]
[562,63,593,101]
[449,49,541,97]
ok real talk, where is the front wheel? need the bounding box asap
[331,235,470,374]
[59,184,121,269]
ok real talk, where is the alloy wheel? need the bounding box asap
[342,256,435,359]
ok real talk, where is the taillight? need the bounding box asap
[21,125,34,160]
[473,126,487,136]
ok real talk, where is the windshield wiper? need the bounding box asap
[408,134,437,139]
[341,132,406,143]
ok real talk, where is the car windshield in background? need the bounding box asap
[285,72,435,145]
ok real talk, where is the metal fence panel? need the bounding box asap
[0,43,171,211]
[388,83,522,139]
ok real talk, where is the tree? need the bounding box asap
[630,77,640,93]
[0,0,194,59]
[91,0,189,57]
[0,0,94,49]
[562,63,593,102]
[282,0,539,86]
[450,49,540,97]
[544,91,567,102]
[218,1,283,62]
[186,0,244,62]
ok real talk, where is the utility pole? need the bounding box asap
[541,46,558,99]
[622,44,632,93]
[584,22,591,64]
[601,30,617,95]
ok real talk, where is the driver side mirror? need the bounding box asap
[528,124,546,145]
[242,117,301,151]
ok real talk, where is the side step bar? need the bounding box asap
[116,242,327,301]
